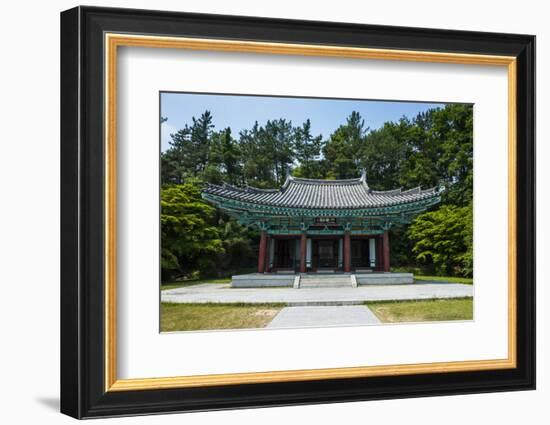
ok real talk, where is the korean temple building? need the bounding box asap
[202,172,440,275]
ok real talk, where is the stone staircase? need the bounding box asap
[298,274,354,289]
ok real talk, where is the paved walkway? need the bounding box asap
[267,305,381,328]
[161,282,473,304]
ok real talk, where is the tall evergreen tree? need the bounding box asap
[395,105,473,205]
[218,128,242,185]
[239,122,276,187]
[361,118,411,190]
[323,111,369,179]
[293,119,323,178]
[189,110,215,175]
[263,119,296,185]
[161,110,214,181]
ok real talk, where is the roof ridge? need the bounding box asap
[207,181,440,196]
[370,188,403,196]
[202,179,441,210]
[401,186,422,195]
[206,182,280,194]
[290,176,363,185]
[421,187,439,195]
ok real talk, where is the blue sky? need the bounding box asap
[160,92,447,152]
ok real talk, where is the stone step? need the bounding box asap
[300,283,352,288]
[299,275,353,288]
[300,279,351,285]
[301,274,349,280]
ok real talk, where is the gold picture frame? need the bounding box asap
[104,34,517,392]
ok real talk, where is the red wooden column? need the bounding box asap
[376,234,384,271]
[258,231,267,273]
[299,232,307,273]
[343,231,351,272]
[382,231,390,272]
[264,235,271,272]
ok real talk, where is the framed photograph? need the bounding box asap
[60,6,535,419]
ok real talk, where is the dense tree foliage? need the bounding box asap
[160,104,474,280]
[293,119,324,178]
[407,203,473,276]
[160,183,223,280]
[323,111,367,179]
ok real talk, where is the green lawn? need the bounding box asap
[414,275,473,285]
[391,268,473,285]
[367,298,473,323]
[160,302,285,332]
[161,278,231,291]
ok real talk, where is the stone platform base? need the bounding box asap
[356,272,414,285]
[232,272,414,287]
[231,273,294,288]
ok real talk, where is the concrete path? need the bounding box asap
[161,282,473,304]
[267,305,381,328]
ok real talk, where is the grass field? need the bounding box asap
[367,298,473,323]
[413,275,473,285]
[161,278,231,291]
[160,302,285,332]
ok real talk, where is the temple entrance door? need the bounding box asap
[352,239,370,270]
[313,239,338,270]
[274,239,294,270]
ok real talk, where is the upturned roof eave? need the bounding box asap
[201,191,441,215]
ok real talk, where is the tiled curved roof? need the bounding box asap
[202,173,440,210]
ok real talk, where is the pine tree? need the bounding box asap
[323,111,368,179]
[293,119,323,178]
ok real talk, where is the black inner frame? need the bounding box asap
[60,6,535,419]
